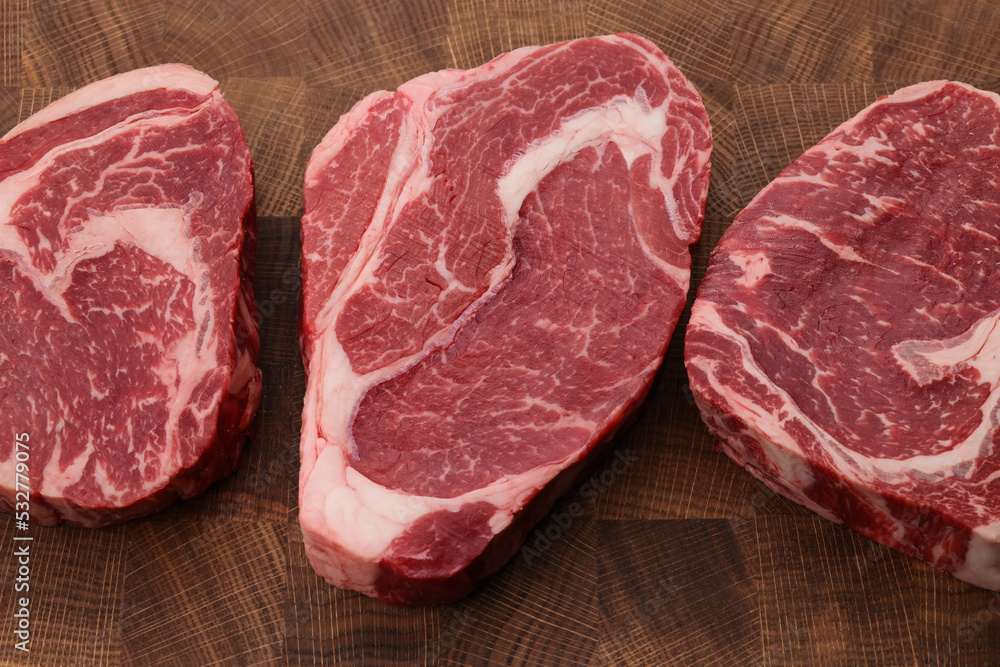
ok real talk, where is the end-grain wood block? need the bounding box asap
[300,84,380,179]
[871,0,1000,85]
[249,218,307,376]
[163,0,309,78]
[122,520,286,665]
[4,1,1000,664]
[729,0,872,84]
[695,80,741,221]
[0,0,25,85]
[21,0,162,86]
[0,85,18,127]
[754,514,1000,666]
[591,369,795,522]
[597,519,759,666]
[442,514,598,666]
[286,511,598,666]
[222,81,310,217]
[305,0,451,89]
[14,86,71,121]
[154,216,302,525]
[0,521,125,666]
[446,0,589,70]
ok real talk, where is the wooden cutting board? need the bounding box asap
[2,0,1000,664]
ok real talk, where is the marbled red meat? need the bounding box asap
[686,80,1000,591]
[300,34,711,604]
[0,64,261,527]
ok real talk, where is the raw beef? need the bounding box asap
[686,81,1000,591]
[0,64,261,527]
[300,33,711,604]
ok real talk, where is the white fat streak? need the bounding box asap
[2,64,217,141]
[955,522,1000,590]
[497,99,667,230]
[497,99,688,286]
[728,426,1000,593]
[519,396,600,429]
[691,299,1000,483]
[689,301,824,489]
[692,82,1000,585]
[702,82,1000,488]
[765,213,878,266]
[165,324,220,476]
[0,158,219,504]
[0,93,215,262]
[809,131,900,166]
[309,50,684,365]
[44,435,95,489]
[893,309,1000,385]
[303,297,659,593]
[813,81,951,155]
[23,205,201,316]
[313,329,365,462]
[90,458,130,506]
[729,250,772,288]
[301,88,434,494]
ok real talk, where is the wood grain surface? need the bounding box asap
[2,0,1000,665]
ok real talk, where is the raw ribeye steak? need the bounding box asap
[686,81,1000,591]
[300,33,712,604]
[0,64,261,527]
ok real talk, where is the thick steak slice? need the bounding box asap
[0,64,261,527]
[300,33,711,604]
[686,81,1000,591]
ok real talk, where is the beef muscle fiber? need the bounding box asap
[686,81,1000,591]
[0,64,261,527]
[300,34,711,604]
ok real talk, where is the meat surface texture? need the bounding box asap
[686,81,1000,591]
[300,33,711,604]
[0,64,261,527]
